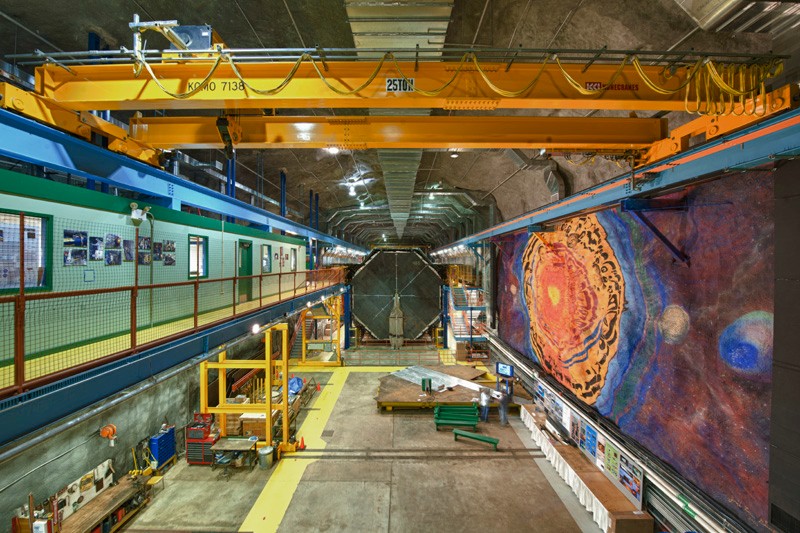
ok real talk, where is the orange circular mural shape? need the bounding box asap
[522,215,624,403]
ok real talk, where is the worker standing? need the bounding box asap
[479,387,491,422]
[498,389,511,426]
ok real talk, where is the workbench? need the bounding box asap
[211,437,257,480]
[60,476,147,533]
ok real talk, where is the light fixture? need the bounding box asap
[129,202,151,227]
[429,192,434,200]
[251,324,261,335]
[450,152,459,158]
[359,201,365,208]
[326,146,340,155]
[306,301,312,308]
[349,186,356,196]
[539,148,546,156]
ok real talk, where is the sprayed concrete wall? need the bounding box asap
[0,362,199,524]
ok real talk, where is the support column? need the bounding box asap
[343,286,352,350]
[280,168,287,236]
[441,285,449,350]
[314,193,320,230]
[307,189,314,268]
[226,152,236,223]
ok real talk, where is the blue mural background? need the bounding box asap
[496,172,774,529]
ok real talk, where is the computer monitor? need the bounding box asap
[496,362,514,378]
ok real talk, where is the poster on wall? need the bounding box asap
[163,240,176,252]
[63,249,87,266]
[104,250,121,266]
[570,413,581,446]
[152,242,163,261]
[619,454,643,502]
[104,234,121,249]
[53,459,114,522]
[163,253,176,266]
[584,424,598,458]
[138,236,151,250]
[138,251,151,266]
[545,392,563,422]
[562,406,572,436]
[605,442,620,478]
[596,435,606,470]
[89,237,104,261]
[123,240,134,261]
[63,230,87,247]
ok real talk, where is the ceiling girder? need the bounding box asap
[129,114,667,151]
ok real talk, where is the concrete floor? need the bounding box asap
[125,367,599,533]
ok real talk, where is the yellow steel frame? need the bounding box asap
[199,323,297,455]
[434,327,444,349]
[128,114,668,151]
[0,82,160,166]
[36,61,694,112]
[349,326,359,349]
[0,59,794,170]
[299,308,341,367]
[641,84,797,165]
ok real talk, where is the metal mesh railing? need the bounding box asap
[0,298,15,390]
[24,289,132,382]
[0,265,345,398]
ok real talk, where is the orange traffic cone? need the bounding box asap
[291,373,295,379]
[303,377,307,384]
[316,382,321,392]
[298,437,306,450]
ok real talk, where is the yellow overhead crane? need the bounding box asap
[0,15,795,170]
[128,114,669,152]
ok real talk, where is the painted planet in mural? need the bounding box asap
[718,311,773,379]
[658,305,690,345]
[522,215,625,404]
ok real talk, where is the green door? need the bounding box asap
[238,240,253,302]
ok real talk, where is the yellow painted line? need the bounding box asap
[240,364,399,532]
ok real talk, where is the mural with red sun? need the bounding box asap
[521,215,624,403]
[496,171,774,530]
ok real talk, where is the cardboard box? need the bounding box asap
[610,511,654,533]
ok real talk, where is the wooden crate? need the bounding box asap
[224,396,249,436]
[455,342,470,361]
[240,413,267,440]
[240,411,279,440]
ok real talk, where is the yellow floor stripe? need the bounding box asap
[239,365,396,533]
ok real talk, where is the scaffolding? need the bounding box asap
[199,322,298,457]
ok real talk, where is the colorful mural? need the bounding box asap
[522,215,625,403]
[497,172,774,530]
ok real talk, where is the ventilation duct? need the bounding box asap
[675,0,800,37]
[345,0,453,240]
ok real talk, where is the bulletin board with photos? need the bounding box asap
[538,383,644,507]
[62,229,178,269]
